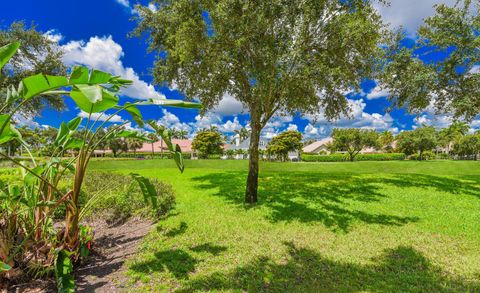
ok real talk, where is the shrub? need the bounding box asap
[81,172,176,222]
[408,151,436,161]
[206,154,222,160]
[301,153,405,162]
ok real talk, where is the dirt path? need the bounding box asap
[74,217,154,292]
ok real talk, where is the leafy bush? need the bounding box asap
[436,153,451,160]
[302,153,406,162]
[408,151,436,161]
[81,172,175,222]
[206,154,222,160]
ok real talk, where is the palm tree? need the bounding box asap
[171,128,189,140]
[127,138,144,156]
[378,130,394,152]
[438,121,469,153]
[147,132,158,156]
[233,127,250,143]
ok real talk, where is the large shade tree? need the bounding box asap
[0,22,66,116]
[135,0,387,203]
[382,1,480,120]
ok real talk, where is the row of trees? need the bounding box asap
[330,122,479,161]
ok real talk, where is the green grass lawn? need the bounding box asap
[90,159,480,292]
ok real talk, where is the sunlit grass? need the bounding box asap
[90,159,480,292]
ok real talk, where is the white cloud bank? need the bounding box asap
[61,35,165,100]
[374,0,456,34]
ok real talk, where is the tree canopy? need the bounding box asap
[395,126,437,159]
[135,0,388,203]
[331,128,379,161]
[381,1,480,120]
[266,130,302,161]
[0,21,66,116]
[192,129,224,158]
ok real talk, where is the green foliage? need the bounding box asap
[453,133,480,159]
[378,130,394,152]
[266,130,302,161]
[381,1,480,120]
[0,42,20,70]
[192,129,224,159]
[331,128,379,161]
[54,250,75,293]
[0,41,198,289]
[0,22,67,116]
[86,159,480,292]
[135,0,387,201]
[408,151,436,161]
[302,153,406,162]
[396,126,437,159]
[82,171,175,221]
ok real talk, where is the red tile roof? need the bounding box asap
[137,139,193,153]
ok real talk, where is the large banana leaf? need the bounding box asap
[55,250,75,293]
[0,42,20,70]
[130,173,158,209]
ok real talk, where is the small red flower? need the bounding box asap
[87,241,91,250]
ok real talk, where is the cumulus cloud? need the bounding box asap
[115,0,130,8]
[374,0,456,34]
[61,36,165,100]
[212,93,247,116]
[286,124,298,131]
[43,30,63,43]
[302,98,396,139]
[13,114,39,129]
[365,85,390,100]
[156,109,193,133]
[77,111,124,123]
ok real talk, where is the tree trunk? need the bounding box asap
[245,119,261,204]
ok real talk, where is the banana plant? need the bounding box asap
[0,41,201,290]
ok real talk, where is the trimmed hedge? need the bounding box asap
[301,153,406,162]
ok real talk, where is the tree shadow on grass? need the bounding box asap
[191,171,480,232]
[129,243,227,280]
[179,242,479,292]
[192,172,420,232]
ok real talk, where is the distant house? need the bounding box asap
[225,134,269,159]
[302,137,333,154]
[302,137,380,155]
[225,134,300,161]
[137,139,193,154]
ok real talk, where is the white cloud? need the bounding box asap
[286,124,298,131]
[374,0,456,34]
[13,114,39,128]
[156,109,193,133]
[219,117,242,133]
[115,0,130,8]
[212,93,247,116]
[77,111,124,123]
[147,3,158,12]
[192,112,223,131]
[302,98,396,139]
[62,36,165,100]
[43,30,63,43]
[365,85,390,100]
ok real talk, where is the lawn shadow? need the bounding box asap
[192,172,421,232]
[156,221,189,237]
[179,242,479,292]
[129,243,227,280]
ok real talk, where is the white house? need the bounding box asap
[225,134,301,161]
[302,137,379,155]
[302,137,333,154]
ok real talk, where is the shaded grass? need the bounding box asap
[89,159,480,292]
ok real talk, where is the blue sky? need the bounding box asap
[2,0,478,139]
